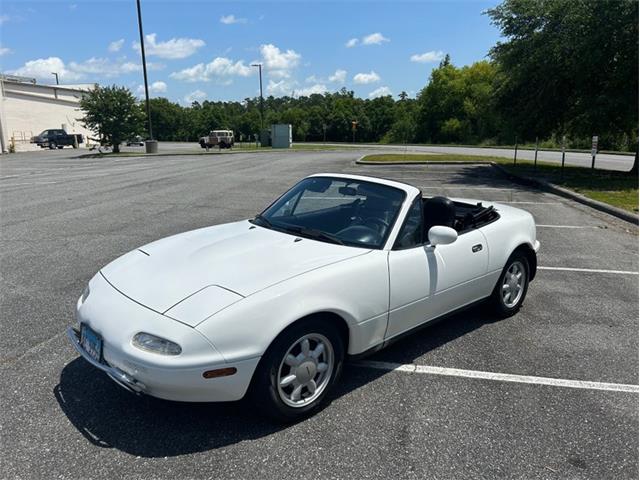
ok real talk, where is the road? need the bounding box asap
[13,142,635,172]
[0,149,637,479]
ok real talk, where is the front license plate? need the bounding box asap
[80,324,103,363]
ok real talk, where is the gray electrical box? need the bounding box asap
[270,124,292,149]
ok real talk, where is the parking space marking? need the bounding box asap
[353,360,639,393]
[536,224,600,229]
[539,266,638,275]
[501,201,562,205]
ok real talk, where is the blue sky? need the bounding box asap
[0,1,501,104]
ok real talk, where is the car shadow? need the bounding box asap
[55,303,499,458]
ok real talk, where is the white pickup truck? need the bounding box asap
[199,130,234,149]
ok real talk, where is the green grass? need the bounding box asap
[361,153,639,213]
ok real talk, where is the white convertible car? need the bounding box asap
[68,173,539,421]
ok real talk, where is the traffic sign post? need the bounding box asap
[352,120,358,144]
[591,135,598,169]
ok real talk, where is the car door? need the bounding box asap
[385,196,488,340]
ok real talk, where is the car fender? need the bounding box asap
[195,249,390,361]
[480,202,538,277]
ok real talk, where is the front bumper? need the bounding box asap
[70,272,261,402]
[67,327,146,394]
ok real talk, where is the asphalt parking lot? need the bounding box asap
[1,149,638,479]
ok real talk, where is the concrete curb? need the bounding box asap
[491,163,639,225]
[355,156,493,166]
[354,156,639,225]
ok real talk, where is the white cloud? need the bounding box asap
[368,86,392,98]
[410,50,445,63]
[296,84,327,97]
[260,43,301,78]
[345,38,359,48]
[136,81,167,96]
[220,14,247,24]
[0,15,9,24]
[266,79,295,96]
[150,81,167,93]
[108,39,125,53]
[0,45,11,56]
[362,32,390,46]
[170,57,252,82]
[10,56,165,81]
[9,57,84,81]
[134,33,205,60]
[353,71,380,84]
[305,75,321,83]
[329,69,347,83]
[68,57,164,77]
[184,89,207,104]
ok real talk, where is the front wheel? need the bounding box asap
[249,317,344,422]
[49,142,57,150]
[489,252,530,318]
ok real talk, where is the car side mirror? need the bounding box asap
[427,226,458,246]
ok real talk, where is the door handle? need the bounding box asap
[472,244,483,253]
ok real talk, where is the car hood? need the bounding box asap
[101,220,370,315]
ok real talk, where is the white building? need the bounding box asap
[0,74,96,153]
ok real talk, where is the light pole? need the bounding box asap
[136,0,156,152]
[51,72,59,85]
[251,63,264,133]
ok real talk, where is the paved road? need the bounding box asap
[12,142,635,171]
[303,142,636,172]
[0,150,637,479]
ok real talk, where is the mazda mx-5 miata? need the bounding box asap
[69,173,539,421]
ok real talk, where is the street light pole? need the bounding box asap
[136,0,153,142]
[51,72,59,85]
[251,63,264,132]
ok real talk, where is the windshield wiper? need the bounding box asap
[287,226,346,246]
[252,213,273,228]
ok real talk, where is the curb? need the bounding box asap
[354,157,639,225]
[355,156,493,166]
[491,163,638,225]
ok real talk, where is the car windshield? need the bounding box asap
[255,177,406,249]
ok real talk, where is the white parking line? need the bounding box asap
[539,266,638,275]
[536,225,600,229]
[501,201,562,205]
[353,360,639,393]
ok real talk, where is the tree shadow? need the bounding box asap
[55,303,499,458]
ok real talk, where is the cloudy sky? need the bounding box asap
[0,1,500,104]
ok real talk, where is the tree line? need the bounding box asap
[81,0,638,153]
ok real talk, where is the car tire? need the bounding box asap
[249,317,344,423]
[49,142,57,150]
[489,251,530,318]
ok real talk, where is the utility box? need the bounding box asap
[271,124,292,149]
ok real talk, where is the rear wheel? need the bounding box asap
[49,142,57,150]
[489,252,529,318]
[250,317,344,422]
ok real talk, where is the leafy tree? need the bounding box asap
[415,60,500,143]
[79,85,145,153]
[487,0,638,148]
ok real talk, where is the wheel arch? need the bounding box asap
[512,243,537,281]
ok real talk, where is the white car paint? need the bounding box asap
[69,173,538,403]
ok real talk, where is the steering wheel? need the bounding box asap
[360,217,389,234]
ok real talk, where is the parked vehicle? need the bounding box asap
[31,129,84,149]
[68,173,539,421]
[126,136,145,147]
[199,130,234,149]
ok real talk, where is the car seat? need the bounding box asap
[423,196,456,233]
